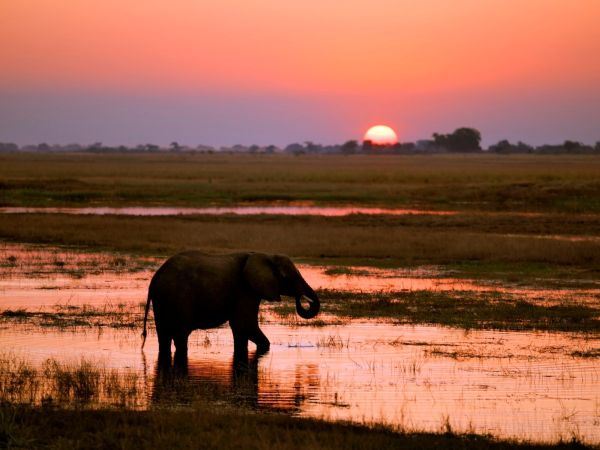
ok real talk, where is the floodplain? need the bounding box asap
[1,153,599,448]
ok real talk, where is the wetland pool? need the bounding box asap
[0,243,599,444]
[0,206,456,217]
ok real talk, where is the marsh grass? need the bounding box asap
[0,303,144,329]
[271,289,600,332]
[571,349,600,358]
[323,266,372,276]
[5,289,590,334]
[0,242,155,278]
[0,354,142,408]
[316,334,350,349]
[1,287,597,334]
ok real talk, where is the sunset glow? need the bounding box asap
[0,1,599,145]
[364,125,398,146]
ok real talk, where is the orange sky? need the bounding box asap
[1,1,599,145]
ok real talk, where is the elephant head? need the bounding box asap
[242,253,320,319]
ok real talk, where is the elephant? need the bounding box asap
[141,251,320,362]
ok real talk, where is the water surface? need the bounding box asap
[0,206,455,217]
[1,243,599,443]
[2,321,598,443]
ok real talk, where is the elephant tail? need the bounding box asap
[141,291,152,348]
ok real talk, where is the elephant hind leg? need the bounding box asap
[157,334,172,366]
[174,331,190,365]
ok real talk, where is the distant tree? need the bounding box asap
[248,145,260,153]
[488,139,512,153]
[304,141,321,153]
[595,142,600,153]
[88,141,103,151]
[265,145,277,154]
[516,141,533,153]
[362,140,373,152]
[170,141,181,152]
[0,142,18,152]
[433,127,482,152]
[392,142,416,153]
[340,140,358,155]
[563,140,582,152]
[284,143,304,154]
[37,142,50,151]
[489,139,533,154]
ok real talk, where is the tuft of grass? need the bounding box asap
[571,349,600,358]
[316,334,349,349]
[0,309,29,318]
[323,266,372,276]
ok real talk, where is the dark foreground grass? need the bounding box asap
[0,405,591,450]
[273,290,600,333]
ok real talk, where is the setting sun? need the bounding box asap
[364,125,398,146]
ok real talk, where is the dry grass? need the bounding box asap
[1,214,599,267]
[1,153,600,212]
[0,354,142,408]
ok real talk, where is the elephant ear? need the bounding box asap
[243,254,281,301]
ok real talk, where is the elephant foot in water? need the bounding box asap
[233,327,270,361]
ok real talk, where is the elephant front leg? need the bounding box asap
[250,328,270,355]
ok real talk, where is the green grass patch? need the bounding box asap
[272,290,600,333]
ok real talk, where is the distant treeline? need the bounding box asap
[1,128,599,155]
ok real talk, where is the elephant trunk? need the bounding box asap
[295,283,320,319]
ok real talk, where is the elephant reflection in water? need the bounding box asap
[150,352,262,408]
[150,353,319,412]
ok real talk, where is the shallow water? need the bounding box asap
[1,243,599,443]
[0,206,456,217]
[2,252,597,309]
[1,322,599,443]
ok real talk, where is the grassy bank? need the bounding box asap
[1,153,600,212]
[1,214,599,268]
[1,405,591,450]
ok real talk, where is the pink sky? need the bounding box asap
[1,0,599,146]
